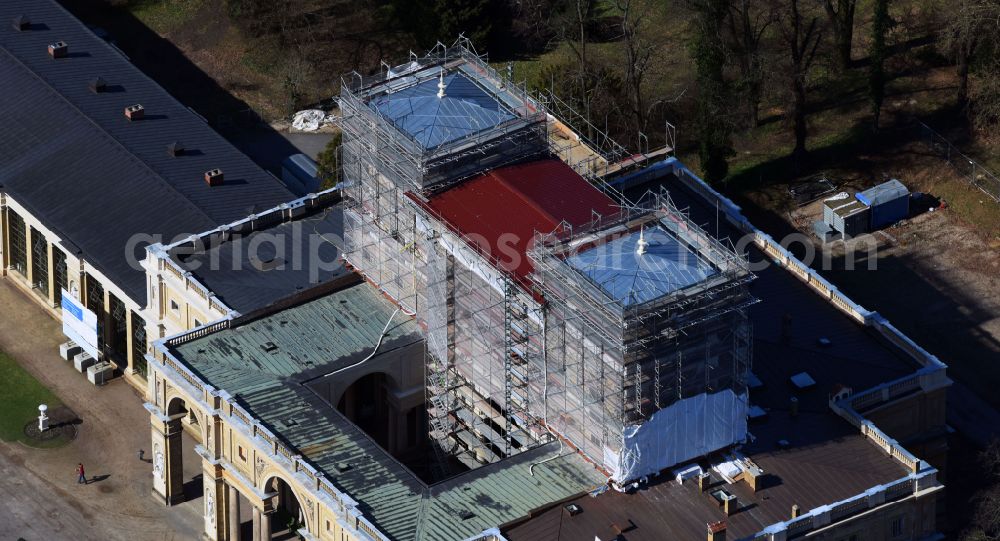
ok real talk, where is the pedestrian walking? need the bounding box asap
[77,463,86,484]
[137,449,144,461]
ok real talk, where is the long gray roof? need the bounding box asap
[172,279,604,541]
[176,205,350,314]
[0,0,294,304]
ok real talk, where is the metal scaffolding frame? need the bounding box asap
[528,190,757,470]
[339,39,750,481]
[339,40,563,476]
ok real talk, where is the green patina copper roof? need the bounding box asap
[171,280,604,541]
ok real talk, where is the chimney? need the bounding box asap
[723,494,737,516]
[707,521,726,541]
[12,15,30,31]
[89,77,106,94]
[48,41,68,59]
[698,472,711,492]
[124,104,144,121]
[166,142,185,157]
[791,504,801,519]
[204,169,224,187]
[743,463,762,492]
[790,396,799,418]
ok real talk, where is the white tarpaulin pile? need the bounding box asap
[292,109,335,131]
[604,388,749,484]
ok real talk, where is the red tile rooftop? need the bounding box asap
[412,159,620,283]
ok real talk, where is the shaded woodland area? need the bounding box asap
[208,0,1000,176]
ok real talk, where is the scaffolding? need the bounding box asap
[528,189,757,480]
[338,39,746,482]
[416,205,547,471]
[339,40,560,475]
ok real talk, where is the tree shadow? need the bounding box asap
[61,0,301,175]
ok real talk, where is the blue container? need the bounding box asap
[857,179,909,230]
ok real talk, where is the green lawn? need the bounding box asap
[0,350,66,448]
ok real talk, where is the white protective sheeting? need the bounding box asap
[605,389,748,484]
[292,109,335,131]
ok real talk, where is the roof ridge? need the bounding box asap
[0,45,218,227]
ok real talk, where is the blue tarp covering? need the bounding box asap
[566,225,718,306]
[372,72,515,150]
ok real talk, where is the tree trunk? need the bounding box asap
[957,42,971,107]
[792,77,808,159]
[821,0,856,70]
[747,80,761,128]
[835,24,853,70]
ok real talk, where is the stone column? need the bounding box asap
[46,242,55,305]
[202,457,228,541]
[252,506,261,541]
[149,412,184,505]
[202,460,225,541]
[259,510,272,541]
[228,483,240,541]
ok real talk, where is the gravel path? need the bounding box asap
[0,280,202,541]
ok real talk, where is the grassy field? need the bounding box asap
[0,350,67,448]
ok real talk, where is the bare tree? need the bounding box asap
[684,0,732,181]
[617,0,659,137]
[559,0,600,132]
[964,440,1000,540]
[819,0,857,70]
[722,0,776,128]
[780,0,823,162]
[868,0,889,133]
[947,0,1000,118]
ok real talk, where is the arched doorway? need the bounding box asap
[165,397,203,503]
[264,476,306,540]
[337,372,390,449]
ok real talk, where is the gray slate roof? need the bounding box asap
[0,0,294,304]
[172,280,604,541]
[177,205,350,314]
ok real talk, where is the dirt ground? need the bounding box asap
[0,280,203,541]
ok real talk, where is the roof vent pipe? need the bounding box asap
[437,70,446,99]
[12,15,30,31]
[89,77,106,93]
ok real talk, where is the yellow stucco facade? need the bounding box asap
[146,342,390,541]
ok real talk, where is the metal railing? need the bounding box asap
[672,161,945,541]
[920,122,1000,203]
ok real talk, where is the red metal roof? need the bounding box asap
[417,159,619,283]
